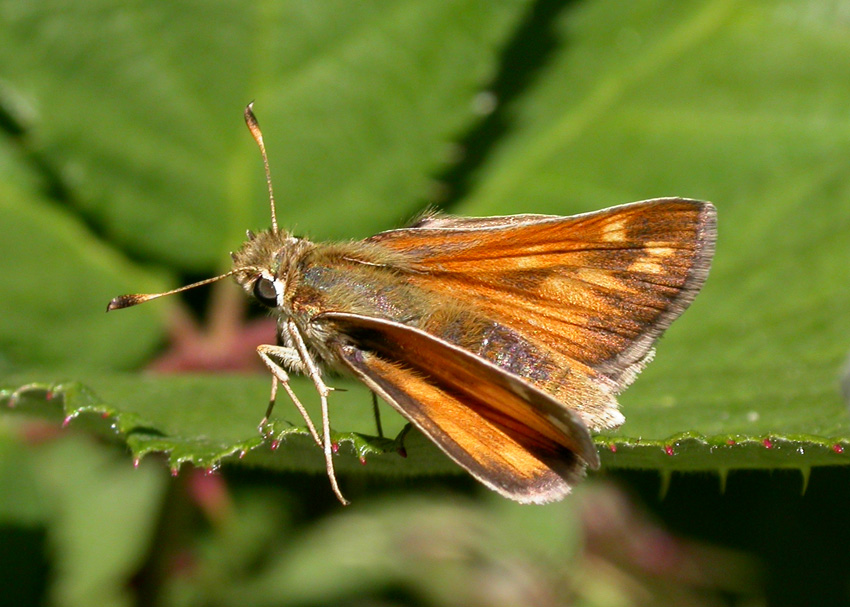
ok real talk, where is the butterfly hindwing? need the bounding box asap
[322,312,599,503]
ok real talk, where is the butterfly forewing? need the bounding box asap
[367,198,716,429]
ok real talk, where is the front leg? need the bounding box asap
[256,344,322,448]
[284,319,350,505]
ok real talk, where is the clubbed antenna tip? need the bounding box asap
[106,294,152,311]
[105,270,249,313]
[244,103,279,235]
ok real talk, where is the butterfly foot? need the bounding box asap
[258,417,275,440]
[395,423,413,458]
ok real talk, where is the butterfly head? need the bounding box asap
[229,228,312,310]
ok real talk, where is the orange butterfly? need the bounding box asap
[109,105,716,504]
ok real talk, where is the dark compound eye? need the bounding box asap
[252,277,278,307]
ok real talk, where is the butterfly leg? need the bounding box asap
[371,391,384,438]
[284,320,350,505]
[262,375,278,436]
[256,345,322,448]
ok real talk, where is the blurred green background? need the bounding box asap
[2,0,850,605]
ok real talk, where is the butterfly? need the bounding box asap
[109,104,717,504]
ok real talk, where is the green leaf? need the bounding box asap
[0,170,168,372]
[1,377,455,477]
[32,440,165,607]
[0,422,166,607]
[3,0,850,483]
[0,0,529,270]
[223,494,582,606]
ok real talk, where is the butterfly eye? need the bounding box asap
[252,277,278,307]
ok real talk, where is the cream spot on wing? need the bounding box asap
[539,275,616,313]
[645,246,677,258]
[539,275,575,301]
[600,218,627,242]
[628,246,680,274]
[628,257,665,275]
[509,255,539,270]
[575,267,632,293]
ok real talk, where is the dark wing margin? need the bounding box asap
[321,312,599,504]
[594,199,716,389]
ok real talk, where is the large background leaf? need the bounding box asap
[3,0,850,604]
[4,0,848,472]
[0,0,528,268]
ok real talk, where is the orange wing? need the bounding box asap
[367,198,716,429]
[324,312,598,503]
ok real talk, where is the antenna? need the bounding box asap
[105,267,261,312]
[244,103,278,235]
